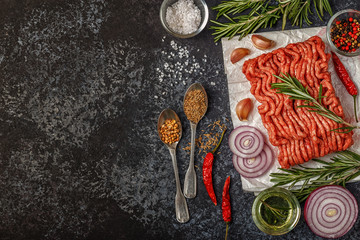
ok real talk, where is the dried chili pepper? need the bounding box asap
[222,176,231,240]
[202,128,226,205]
[331,51,358,122]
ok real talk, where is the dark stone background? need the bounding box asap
[1,0,360,239]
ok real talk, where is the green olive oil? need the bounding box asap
[252,187,300,235]
[260,196,291,227]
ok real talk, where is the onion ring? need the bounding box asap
[304,185,358,239]
[232,143,273,178]
[228,125,264,158]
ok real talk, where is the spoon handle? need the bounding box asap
[184,122,197,198]
[169,148,190,223]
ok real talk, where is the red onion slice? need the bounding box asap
[232,143,274,178]
[229,126,264,158]
[304,185,358,239]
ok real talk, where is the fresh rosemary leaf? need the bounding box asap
[323,0,333,15]
[311,158,330,165]
[313,0,323,20]
[297,105,318,109]
[270,150,360,202]
[213,0,266,19]
[346,171,360,182]
[330,127,355,134]
[271,83,288,88]
[211,0,333,41]
[318,84,323,102]
[288,96,310,101]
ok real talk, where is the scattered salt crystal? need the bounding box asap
[154,40,209,97]
[166,0,201,35]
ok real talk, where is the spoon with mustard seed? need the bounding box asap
[157,108,190,223]
[183,83,208,198]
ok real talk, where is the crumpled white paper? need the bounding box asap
[221,27,360,193]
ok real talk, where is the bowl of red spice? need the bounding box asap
[327,9,360,57]
[160,0,209,38]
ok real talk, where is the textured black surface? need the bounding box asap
[1,0,360,239]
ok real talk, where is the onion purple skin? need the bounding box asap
[232,143,274,178]
[304,185,358,239]
[228,126,264,158]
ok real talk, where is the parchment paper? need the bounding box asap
[221,27,360,193]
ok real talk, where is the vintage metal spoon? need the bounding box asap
[157,108,190,223]
[183,83,208,199]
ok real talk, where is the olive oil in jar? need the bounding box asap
[260,196,290,227]
[252,187,300,235]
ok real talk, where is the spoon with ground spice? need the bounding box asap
[183,83,208,198]
[157,108,190,223]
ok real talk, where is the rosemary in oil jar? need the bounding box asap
[252,187,300,235]
[260,196,290,226]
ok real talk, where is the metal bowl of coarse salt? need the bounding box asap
[160,0,209,38]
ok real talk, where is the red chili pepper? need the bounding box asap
[222,176,231,240]
[331,51,358,122]
[202,128,226,205]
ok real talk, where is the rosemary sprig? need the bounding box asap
[271,73,360,133]
[210,0,332,42]
[260,199,290,225]
[210,3,282,42]
[313,0,333,20]
[271,150,360,202]
[212,0,265,19]
[286,0,311,28]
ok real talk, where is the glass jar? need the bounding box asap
[252,187,301,235]
[159,0,209,38]
[326,9,360,57]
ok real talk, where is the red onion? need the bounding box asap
[304,185,358,239]
[228,126,264,158]
[232,143,273,178]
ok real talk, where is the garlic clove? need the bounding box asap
[236,98,253,121]
[251,35,275,50]
[230,48,250,64]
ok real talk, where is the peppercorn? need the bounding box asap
[330,17,360,53]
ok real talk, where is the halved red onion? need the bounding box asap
[228,126,264,158]
[304,185,358,239]
[232,143,273,178]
